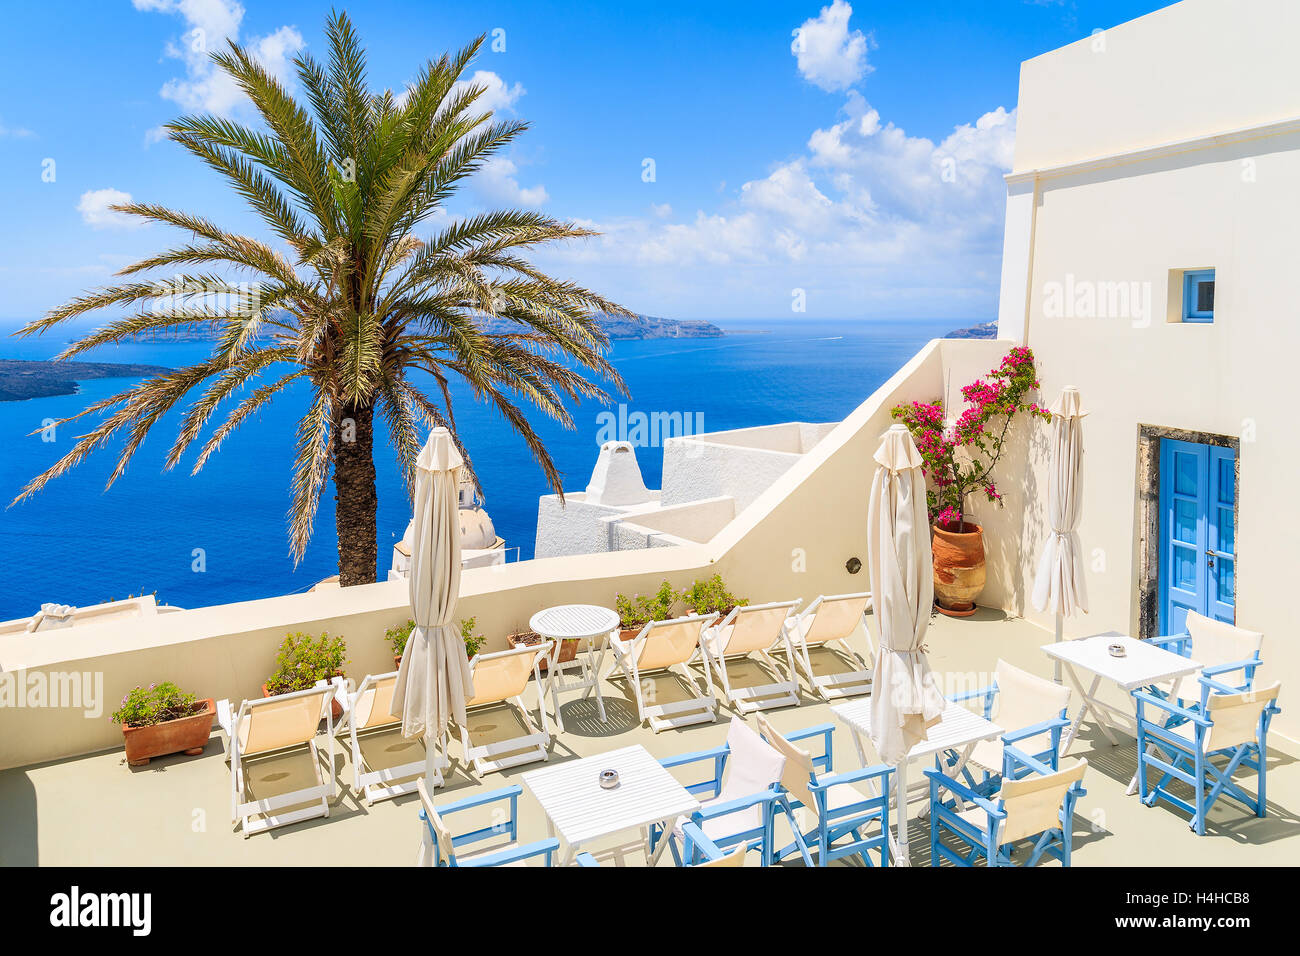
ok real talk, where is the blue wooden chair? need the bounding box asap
[1148,612,1263,717]
[417,779,559,867]
[1134,678,1281,835]
[945,659,1070,798]
[755,715,892,867]
[926,746,1087,867]
[650,717,784,866]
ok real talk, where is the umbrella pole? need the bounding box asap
[425,732,440,790]
[1053,612,1064,683]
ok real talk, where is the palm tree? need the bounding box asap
[14,12,629,586]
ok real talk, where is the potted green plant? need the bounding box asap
[386,619,414,669]
[507,622,578,671]
[388,618,485,669]
[460,617,486,658]
[114,681,214,767]
[891,346,1051,616]
[615,580,686,640]
[264,632,349,718]
[680,574,747,619]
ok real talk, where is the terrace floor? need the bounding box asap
[2,609,1296,866]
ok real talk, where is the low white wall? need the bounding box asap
[608,495,736,545]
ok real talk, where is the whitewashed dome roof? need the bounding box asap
[458,507,497,550]
[400,505,497,552]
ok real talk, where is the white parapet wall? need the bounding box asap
[0,337,1061,770]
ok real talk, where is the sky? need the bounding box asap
[0,0,1174,323]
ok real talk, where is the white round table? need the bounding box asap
[529,604,620,732]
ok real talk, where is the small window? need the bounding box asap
[1183,269,1215,322]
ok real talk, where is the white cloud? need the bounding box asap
[456,70,525,114]
[0,116,34,138]
[476,158,548,207]
[792,0,873,92]
[534,87,1016,318]
[134,0,304,117]
[77,189,146,229]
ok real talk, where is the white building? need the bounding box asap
[535,422,837,557]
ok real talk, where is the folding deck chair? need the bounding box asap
[698,600,802,713]
[606,613,719,732]
[927,746,1088,867]
[777,592,875,700]
[459,642,553,774]
[336,671,438,803]
[417,779,559,867]
[1134,679,1281,835]
[217,682,338,837]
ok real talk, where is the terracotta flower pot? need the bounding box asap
[263,681,344,721]
[932,521,986,616]
[507,631,576,671]
[122,698,215,767]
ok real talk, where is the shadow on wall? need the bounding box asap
[0,768,37,864]
[960,402,1049,618]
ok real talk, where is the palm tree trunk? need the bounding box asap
[333,402,378,586]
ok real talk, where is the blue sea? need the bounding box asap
[0,317,955,619]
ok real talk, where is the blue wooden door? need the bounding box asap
[1159,439,1236,634]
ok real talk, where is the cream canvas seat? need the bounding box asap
[959,660,1071,789]
[216,682,338,837]
[698,600,802,713]
[777,592,875,700]
[458,643,552,774]
[1159,612,1264,705]
[337,672,438,803]
[606,613,719,732]
[928,748,1089,867]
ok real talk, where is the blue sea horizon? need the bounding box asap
[0,317,960,620]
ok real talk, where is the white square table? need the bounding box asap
[1043,634,1201,753]
[521,744,699,866]
[831,700,1003,866]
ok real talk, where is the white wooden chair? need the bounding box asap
[778,592,875,700]
[606,613,719,732]
[459,642,552,774]
[216,682,337,837]
[336,672,437,803]
[697,600,802,713]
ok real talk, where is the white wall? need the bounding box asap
[1014,0,1300,172]
[998,0,1300,734]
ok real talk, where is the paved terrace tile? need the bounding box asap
[1,610,1295,866]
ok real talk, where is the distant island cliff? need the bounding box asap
[944,321,998,339]
[0,360,171,402]
[480,312,726,340]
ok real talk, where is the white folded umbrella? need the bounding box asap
[867,424,945,765]
[1032,387,1089,679]
[391,426,474,786]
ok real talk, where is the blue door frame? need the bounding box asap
[1158,439,1236,635]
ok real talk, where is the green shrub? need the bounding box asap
[111,681,203,727]
[388,618,484,659]
[460,617,486,657]
[681,574,747,617]
[615,580,683,629]
[385,619,415,656]
[266,632,348,696]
